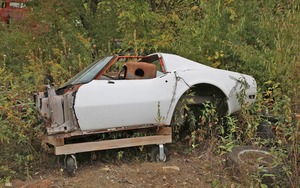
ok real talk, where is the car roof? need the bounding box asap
[152,53,212,72]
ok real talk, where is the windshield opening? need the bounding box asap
[59,56,113,89]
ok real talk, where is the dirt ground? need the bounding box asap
[6,142,240,188]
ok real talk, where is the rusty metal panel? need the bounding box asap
[49,95,64,126]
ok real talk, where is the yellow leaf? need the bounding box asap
[191,6,198,11]
[212,61,221,68]
[214,51,219,59]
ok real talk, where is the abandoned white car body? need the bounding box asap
[35,53,257,136]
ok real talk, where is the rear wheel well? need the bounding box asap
[190,83,226,98]
[171,83,228,125]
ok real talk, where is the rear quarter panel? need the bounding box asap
[164,68,256,124]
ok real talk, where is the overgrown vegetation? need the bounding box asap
[0,0,299,187]
[173,80,299,187]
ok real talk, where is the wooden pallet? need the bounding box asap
[44,126,172,155]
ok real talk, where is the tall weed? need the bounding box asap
[0,68,42,182]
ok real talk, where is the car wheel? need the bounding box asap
[257,120,276,140]
[66,155,77,176]
[227,146,281,185]
[150,146,170,162]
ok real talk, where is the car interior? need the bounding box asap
[102,54,164,80]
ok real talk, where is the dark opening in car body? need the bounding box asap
[35,53,257,137]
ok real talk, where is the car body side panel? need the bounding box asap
[163,69,257,124]
[74,73,176,131]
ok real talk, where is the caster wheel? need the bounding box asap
[150,145,170,162]
[65,155,77,176]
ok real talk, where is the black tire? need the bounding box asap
[150,146,170,162]
[257,121,276,140]
[66,156,76,176]
[227,146,281,185]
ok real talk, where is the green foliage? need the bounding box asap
[117,151,124,160]
[155,102,166,125]
[174,80,298,187]
[0,69,42,181]
[223,82,299,187]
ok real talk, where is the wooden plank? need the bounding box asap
[155,127,171,135]
[55,134,172,155]
[44,135,64,146]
